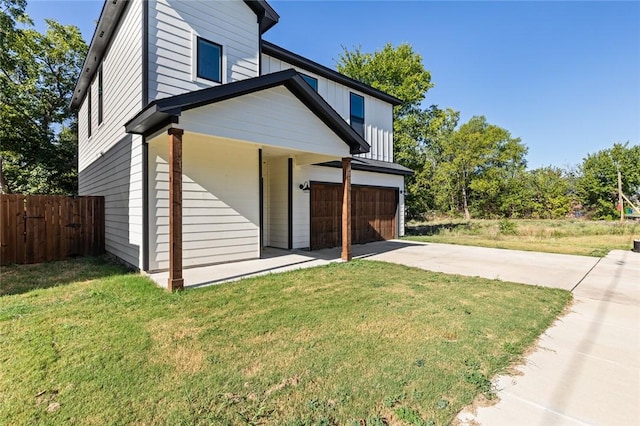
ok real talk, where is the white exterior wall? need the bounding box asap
[262,54,394,162]
[266,157,288,249]
[292,164,405,249]
[77,0,144,269]
[179,86,351,158]
[148,0,259,100]
[148,136,259,271]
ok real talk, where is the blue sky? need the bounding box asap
[27,0,640,169]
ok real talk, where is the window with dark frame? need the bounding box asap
[87,88,92,138]
[98,65,103,125]
[300,73,318,91]
[349,92,365,138]
[197,37,222,83]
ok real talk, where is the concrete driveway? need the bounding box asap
[362,241,639,426]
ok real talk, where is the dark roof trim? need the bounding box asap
[317,157,414,176]
[125,69,370,155]
[70,0,128,110]
[70,0,280,111]
[262,41,403,106]
[244,0,279,33]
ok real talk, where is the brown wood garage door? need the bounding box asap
[310,183,398,250]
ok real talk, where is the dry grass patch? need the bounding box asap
[406,219,639,256]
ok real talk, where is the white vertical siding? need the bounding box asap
[148,136,260,271]
[148,0,259,100]
[267,157,288,249]
[262,54,394,162]
[77,0,144,269]
[179,86,351,158]
[292,164,405,249]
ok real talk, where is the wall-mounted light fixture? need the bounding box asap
[299,181,310,191]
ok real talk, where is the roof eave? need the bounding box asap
[124,69,370,156]
[70,0,280,111]
[244,0,279,33]
[316,160,414,176]
[69,0,128,111]
[262,41,403,106]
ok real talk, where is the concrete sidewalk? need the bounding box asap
[450,249,639,426]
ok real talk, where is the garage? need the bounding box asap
[310,182,398,250]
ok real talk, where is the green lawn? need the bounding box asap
[405,219,639,257]
[0,257,571,425]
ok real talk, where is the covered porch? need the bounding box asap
[126,70,368,291]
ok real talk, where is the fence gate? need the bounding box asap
[0,194,104,266]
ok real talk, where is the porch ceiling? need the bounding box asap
[147,131,341,166]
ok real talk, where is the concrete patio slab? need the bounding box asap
[147,248,333,289]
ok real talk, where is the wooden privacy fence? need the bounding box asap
[0,194,104,266]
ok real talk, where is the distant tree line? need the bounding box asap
[1,1,638,221]
[337,44,640,221]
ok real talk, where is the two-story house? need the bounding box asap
[71,0,412,289]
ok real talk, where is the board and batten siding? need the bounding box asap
[292,164,405,249]
[77,0,144,269]
[179,86,352,158]
[262,54,394,163]
[148,136,260,271]
[148,0,259,101]
[266,157,288,249]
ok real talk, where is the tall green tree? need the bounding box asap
[500,167,572,219]
[577,142,640,219]
[0,1,87,194]
[434,116,527,220]
[337,43,459,219]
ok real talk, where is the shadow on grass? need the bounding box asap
[0,256,131,297]
[405,222,470,236]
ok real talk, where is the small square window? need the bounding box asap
[300,73,318,91]
[197,37,222,83]
[350,92,365,138]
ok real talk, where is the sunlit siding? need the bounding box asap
[77,0,144,268]
[147,137,259,271]
[148,0,259,100]
[179,86,351,158]
[262,54,394,162]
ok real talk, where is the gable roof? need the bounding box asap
[262,41,403,106]
[124,69,370,155]
[70,0,280,110]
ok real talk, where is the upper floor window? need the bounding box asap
[301,73,318,91]
[197,37,222,83]
[97,65,103,125]
[350,92,365,138]
[87,88,92,138]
